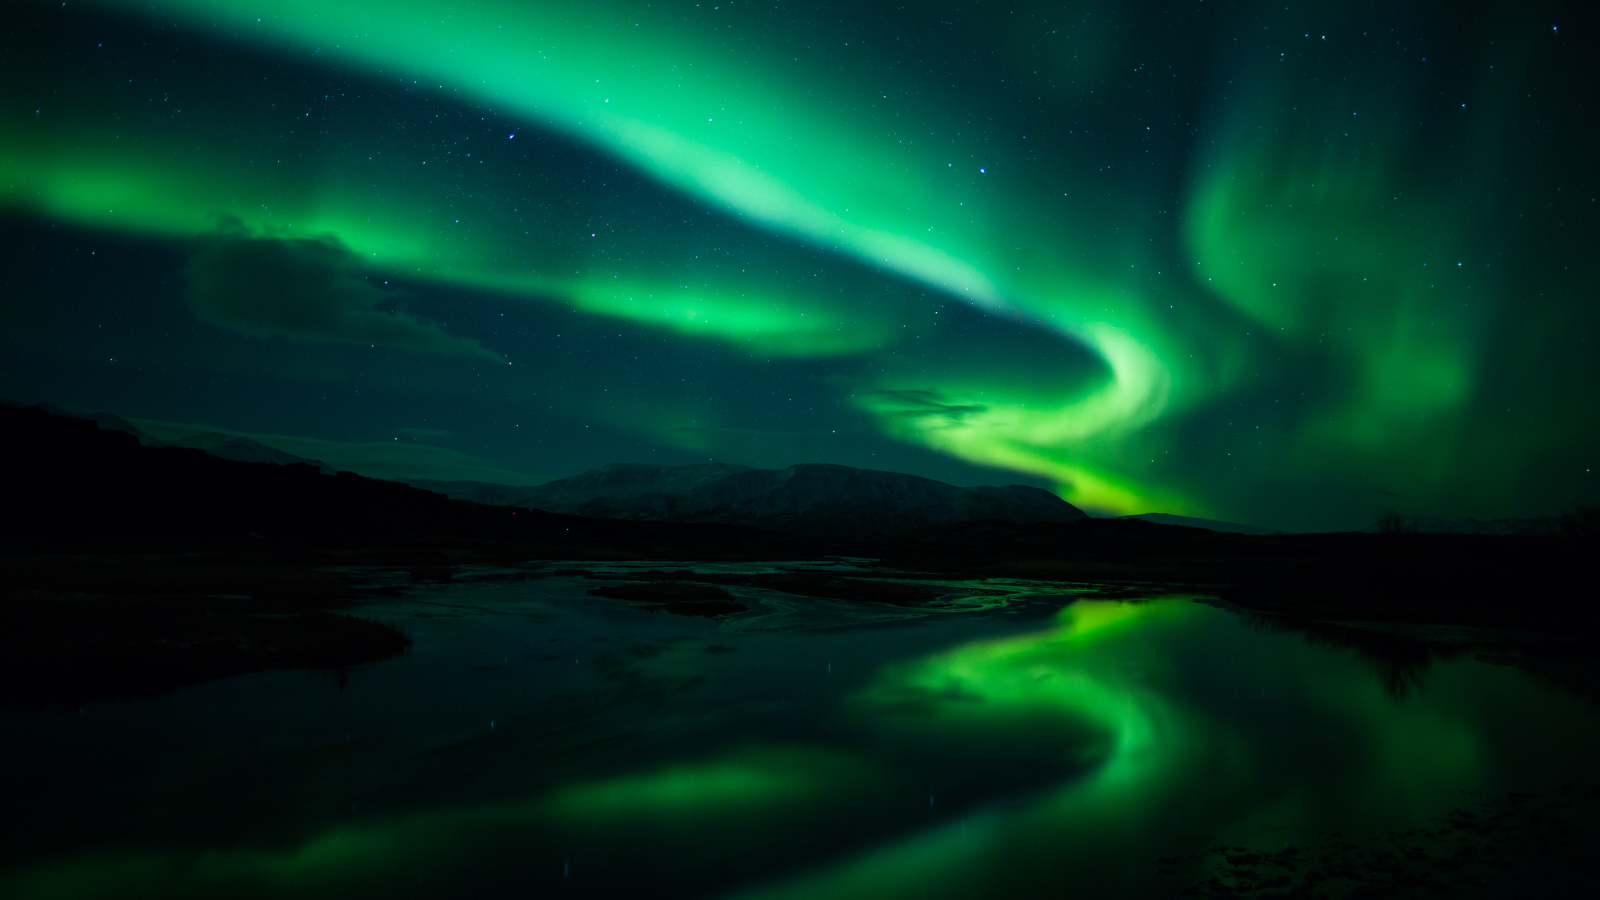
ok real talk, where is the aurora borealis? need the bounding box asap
[3,0,1595,527]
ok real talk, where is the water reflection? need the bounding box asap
[1229,602,1600,711]
[1232,613,1446,700]
[2,565,1596,898]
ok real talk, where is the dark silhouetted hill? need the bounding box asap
[2,398,338,472]
[412,461,1086,535]
[0,403,819,557]
[5,400,1593,636]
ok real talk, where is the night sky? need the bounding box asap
[2,0,1595,530]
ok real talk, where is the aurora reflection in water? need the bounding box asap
[3,567,1596,898]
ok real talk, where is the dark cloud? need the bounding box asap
[184,229,500,361]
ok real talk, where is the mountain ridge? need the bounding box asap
[1,399,336,474]
[410,461,1087,536]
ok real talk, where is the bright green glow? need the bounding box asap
[88,0,1013,311]
[565,279,886,356]
[4,0,1586,522]
[0,134,428,262]
[0,744,872,899]
[858,324,1194,513]
[749,601,1205,900]
[1187,138,1476,437]
[735,601,1508,900]
[0,124,891,359]
[856,600,1190,750]
[548,745,871,822]
[594,114,1004,306]
[17,0,1215,510]
[1178,37,1508,509]
[8,599,1596,899]
[4,604,1201,898]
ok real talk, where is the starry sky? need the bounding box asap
[2,0,1594,529]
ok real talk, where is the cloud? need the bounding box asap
[184,227,500,360]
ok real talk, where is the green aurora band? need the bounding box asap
[2,0,1593,523]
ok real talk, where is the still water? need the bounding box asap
[4,563,1597,898]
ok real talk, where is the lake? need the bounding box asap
[4,562,1596,898]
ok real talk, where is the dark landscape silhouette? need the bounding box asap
[3,400,1595,708]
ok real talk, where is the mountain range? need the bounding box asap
[409,462,1087,536]
[1,400,336,474]
[13,399,1569,538]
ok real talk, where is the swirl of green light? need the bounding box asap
[40,0,1201,513]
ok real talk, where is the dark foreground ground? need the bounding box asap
[3,402,1596,706]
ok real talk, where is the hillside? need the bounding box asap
[414,462,1086,535]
